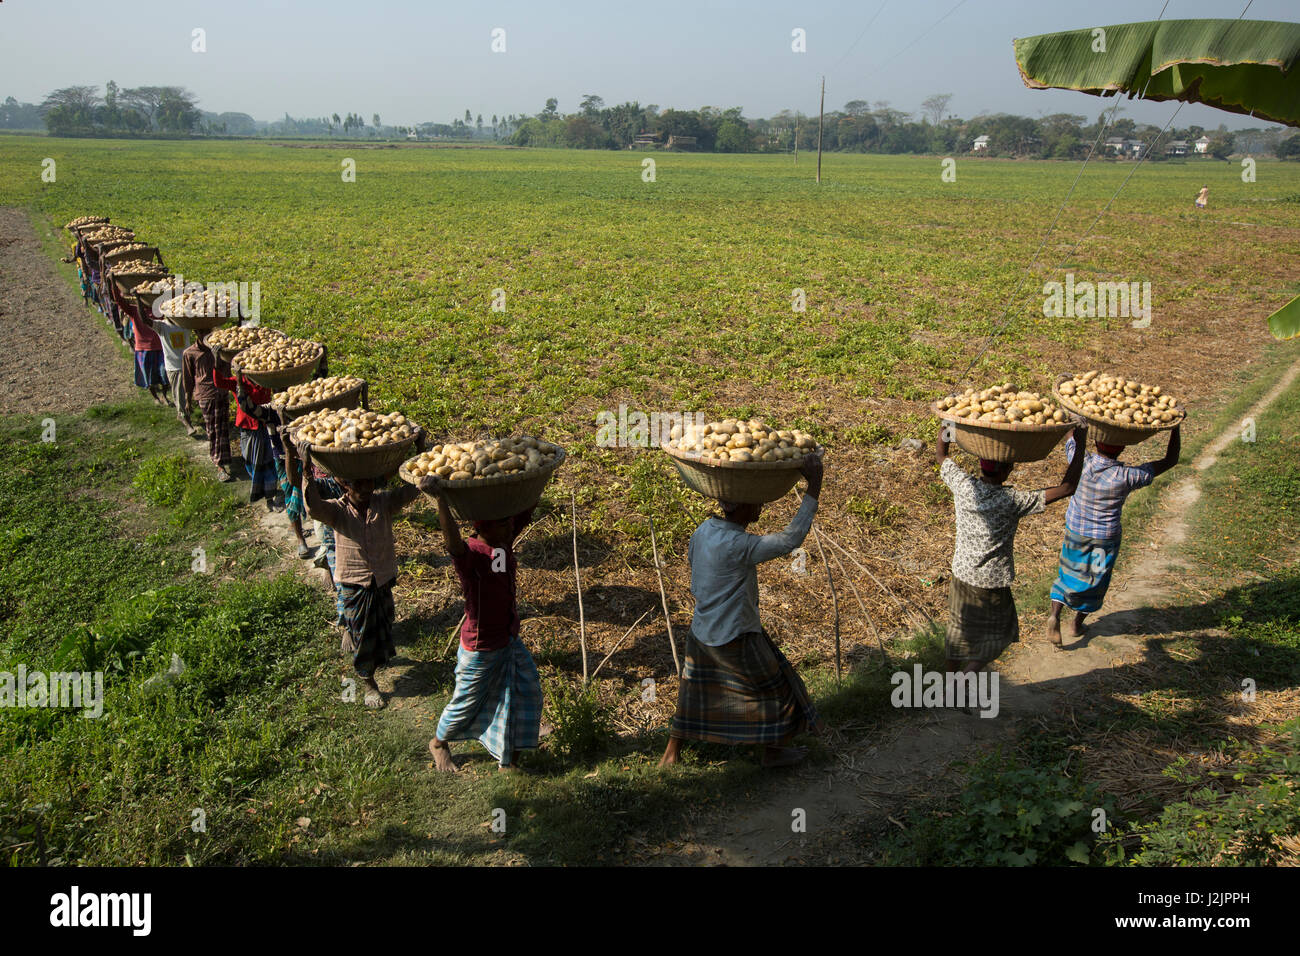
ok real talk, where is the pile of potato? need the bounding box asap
[938,385,1068,425]
[235,337,320,373]
[273,376,364,408]
[157,288,237,318]
[666,419,818,463]
[208,326,283,354]
[407,437,561,481]
[135,275,183,295]
[67,216,108,229]
[1057,371,1179,426]
[294,407,417,449]
[84,226,134,243]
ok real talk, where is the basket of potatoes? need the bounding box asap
[661,418,823,504]
[231,337,322,389]
[272,376,368,424]
[933,384,1074,463]
[110,262,170,298]
[155,287,239,330]
[401,436,566,520]
[103,244,164,273]
[1053,372,1185,446]
[290,407,424,481]
[66,216,110,233]
[208,325,286,364]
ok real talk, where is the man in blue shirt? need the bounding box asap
[1047,427,1180,645]
[660,455,825,769]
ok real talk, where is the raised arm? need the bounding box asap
[1147,425,1181,478]
[735,455,823,564]
[1043,426,1087,504]
[434,494,467,557]
[935,424,951,466]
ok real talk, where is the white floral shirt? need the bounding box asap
[941,458,1045,589]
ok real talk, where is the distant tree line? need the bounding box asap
[9,84,1296,158]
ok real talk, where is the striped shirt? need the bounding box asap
[1062,436,1154,539]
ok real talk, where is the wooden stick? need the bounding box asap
[830,546,887,665]
[441,613,466,659]
[648,515,682,676]
[591,608,652,681]
[810,525,841,688]
[816,76,825,184]
[819,528,935,631]
[571,489,588,683]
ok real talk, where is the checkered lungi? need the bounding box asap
[338,577,396,679]
[947,576,1019,665]
[669,629,822,745]
[198,393,232,469]
[435,636,543,767]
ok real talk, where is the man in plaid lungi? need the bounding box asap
[428,495,542,772]
[661,454,825,769]
[1046,427,1181,644]
[181,331,233,481]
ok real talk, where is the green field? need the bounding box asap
[3,136,1299,866]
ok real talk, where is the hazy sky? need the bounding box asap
[0,0,1292,129]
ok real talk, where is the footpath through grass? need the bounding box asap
[873,360,1300,866]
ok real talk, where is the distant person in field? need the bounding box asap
[293,439,434,709]
[214,358,279,508]
[181,330,234,482]
[428,498,544,773]
[1195,185,1209,209]
[660,454,825,769]
[936,426,1085,675]
[1046,427,1181,645]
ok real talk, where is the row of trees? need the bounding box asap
[10,84,1294,158]
[38,83,205,135]
[501,95,1262,160]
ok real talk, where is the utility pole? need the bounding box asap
[816,76,825,183]
[794,118,799,163]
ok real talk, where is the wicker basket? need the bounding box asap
[400,446,566,521]
[662,443,822,504]
[1052,375,1185,447]
[297,426,425,482]
[103,246,164,272]
[231,343,323,390]
[271,379,368,425]
[932,400,1073,463]
[157,307,237,332]
[111,269,169,298]
[68,218,109,235]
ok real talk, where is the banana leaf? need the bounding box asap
[1014,19,1300,128]
[1268,292,1300,340]
[1016,19,1300,340]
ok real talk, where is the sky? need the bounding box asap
[0,0,1293,129]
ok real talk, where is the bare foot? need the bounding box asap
[429,739,458,773]
[1069,613,1087,639]
[1045,616,1063,647]
[762,745,807,768]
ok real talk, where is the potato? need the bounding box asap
[236,337,321,373]
[157,287,238,319]
[67,216,109,229]
[406,436,561,482]
[666,419,819,464]
[273,376,364,408]
[1056,373,1180,426]
[293,406,417,450]
[209,326,285,355]
[938,384,1063,426]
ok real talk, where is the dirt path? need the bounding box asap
[0,207,136,414]
[668,360,1300,866]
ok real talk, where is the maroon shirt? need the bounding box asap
[452,511,532,652]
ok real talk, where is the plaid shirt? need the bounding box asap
[1062,436,1155,539]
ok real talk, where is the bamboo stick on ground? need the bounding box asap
[811,525,842,688]
[648,515,682,676]
[829,546,888,665]
[591,608,653,681]
[571,490,588,683]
